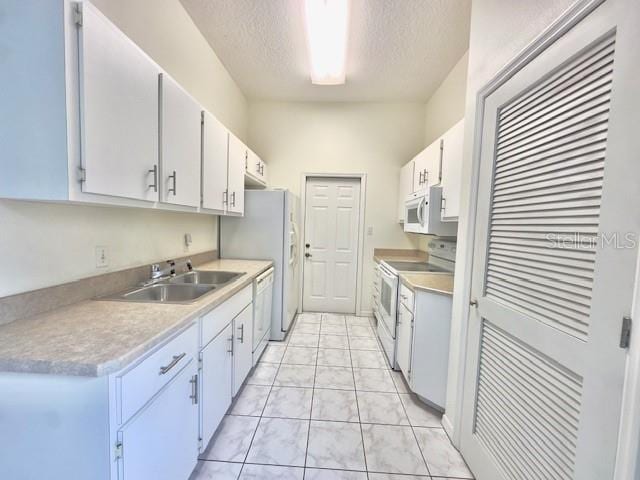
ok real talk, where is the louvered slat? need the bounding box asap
[474,322,583,480]
[485,34,615,340]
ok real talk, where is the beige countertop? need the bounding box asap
[373,248,428,264]
[0,259,272,377]
[400,273,454,296]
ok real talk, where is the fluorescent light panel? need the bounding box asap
[304,0,350,85]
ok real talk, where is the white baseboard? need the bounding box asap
[359,309,373,317]
[442,413,456,445]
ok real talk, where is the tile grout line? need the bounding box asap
[389,317,432,480]
[302,312,321,479]
[237,323,293,479]
[347,316,371,480]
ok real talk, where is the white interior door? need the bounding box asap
[303,177,361,314]
[461,2,640,479]
[78,2,159,202]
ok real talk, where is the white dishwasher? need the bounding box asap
[253,267,274,365]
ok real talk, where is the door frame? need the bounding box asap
[298,173,367,316]
[450,1,639,478]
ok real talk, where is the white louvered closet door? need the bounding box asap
[461,1,640,479]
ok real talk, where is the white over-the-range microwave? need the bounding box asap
[404,186,457,236]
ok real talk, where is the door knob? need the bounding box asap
[305,253,312,258]
[470,299,478,307]
[305,243,310,248]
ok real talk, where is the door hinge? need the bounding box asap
[114,441,123,460]
[74,4,83,26]
[620,316,632,349]
[78,166,86,184]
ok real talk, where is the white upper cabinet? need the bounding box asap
[159,73,201,208]
[245,148,268,188]
[440,119,465,221]
[227,133,246,215]
[202,111,229,213]
[398,160,414,222]
[78,2,160,202]
[412,140,441,192]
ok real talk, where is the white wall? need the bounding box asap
[415,50,469,251]
[444,0,577,442]
[424,51,469,146]
[248,102,425,313]
[0,0,247,298]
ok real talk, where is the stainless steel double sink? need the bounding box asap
[103,270,245,304]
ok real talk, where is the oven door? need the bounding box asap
[403,196,428,234]
[378,264,398,338]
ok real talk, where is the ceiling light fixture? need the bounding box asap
[304,0,350,85]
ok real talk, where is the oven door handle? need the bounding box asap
[379,264,397,281]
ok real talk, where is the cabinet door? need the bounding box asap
[233,304,253,396]
[398,161,414,222]
[248,149,262,179]
[440,119,465,221]
[160,74,201,207]
[78,3,159,202]
[118,360,198,480]
[227,134,246,215]
[200,323,233,449]
[412,141,441,192]
[396,303,413,381]
[202,110,229,212]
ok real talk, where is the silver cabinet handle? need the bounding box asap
[148,165,158,192]
[223,190,228,206]
[238,324,244,343]
[169,170,177,196]
[190,374,198,404]
[231,191,236,207]
[424,169,429,185]
[159,352,186,375]
[418,171,424,185]
[227,335,234,354]
[441,197,446,213]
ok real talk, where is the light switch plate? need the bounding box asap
[95,246,109,268]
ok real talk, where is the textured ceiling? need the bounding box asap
[180,0,471,102]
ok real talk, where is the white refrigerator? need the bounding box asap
[220,189,300,341]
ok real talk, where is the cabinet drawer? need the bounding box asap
[201,285,252,348]
[117,323,198,424]
[399,284,414,310]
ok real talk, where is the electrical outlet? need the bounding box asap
[95,246,109,268]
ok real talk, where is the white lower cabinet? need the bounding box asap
[233,304,254,396]
[200,323,233,450]
[0,278,264,480]
[118,359,198,480]
[398,283,451,410]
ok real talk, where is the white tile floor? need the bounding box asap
[191,312,474,480]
